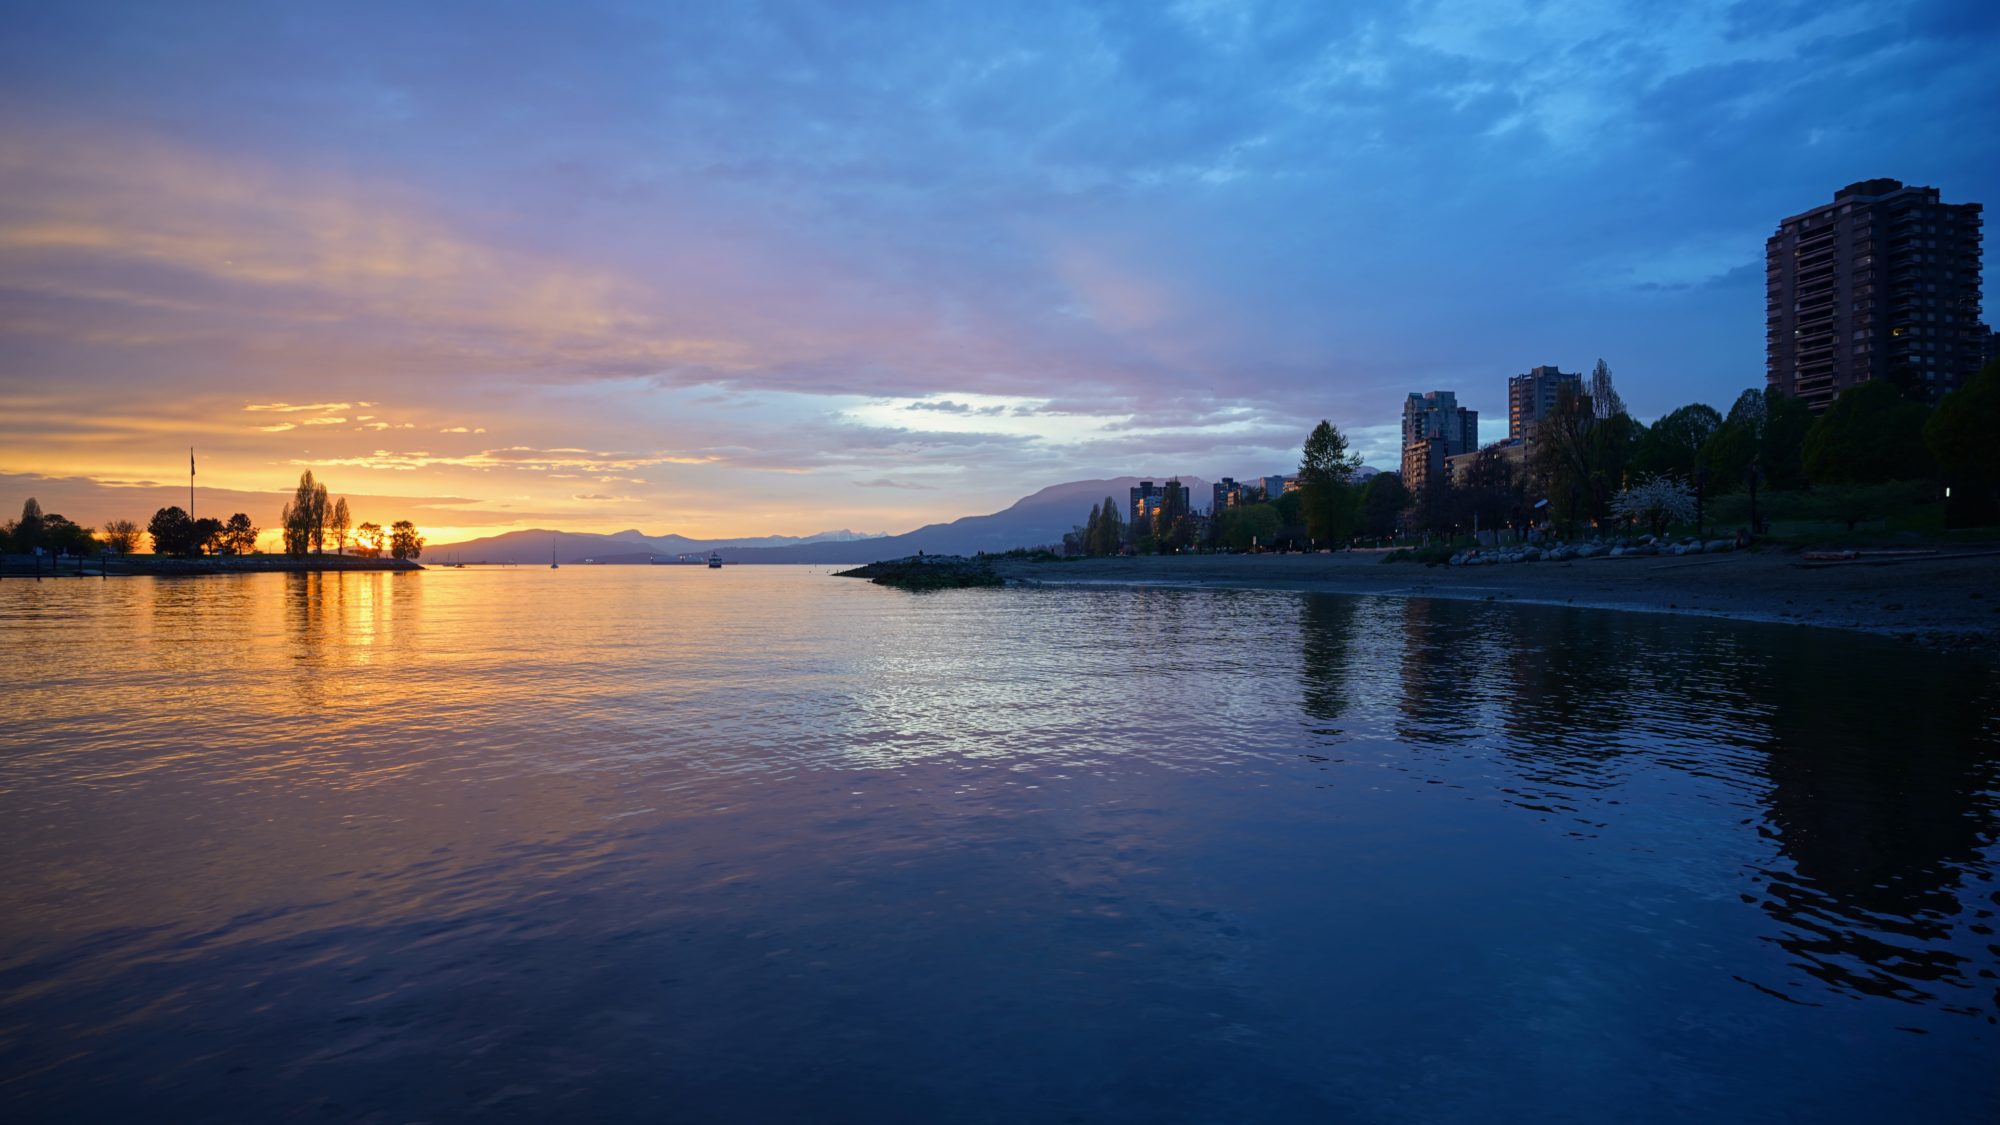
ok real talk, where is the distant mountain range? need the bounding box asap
[430,469,1381,565]
[427,526,885,565]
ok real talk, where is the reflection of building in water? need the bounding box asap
[1744,638,2000,1010]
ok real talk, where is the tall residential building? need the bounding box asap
[1211,477,1241,513]
[1129,479,1189,525]
[1507,365,1582,441]
[1766,178,1984,410]
[1261,474,1286,501]
[1400,391,1477,488]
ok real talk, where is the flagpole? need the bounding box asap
[189,447,195,522]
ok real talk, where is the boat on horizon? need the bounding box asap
[707,552,723,568]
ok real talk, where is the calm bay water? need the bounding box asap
[1,566,1996,1122]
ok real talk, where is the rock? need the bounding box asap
[835,555,1004,590]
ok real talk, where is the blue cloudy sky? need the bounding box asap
[2,0,1996,540]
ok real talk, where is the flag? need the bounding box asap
[190,448,196,477]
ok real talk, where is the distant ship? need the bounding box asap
[707,553,723,568]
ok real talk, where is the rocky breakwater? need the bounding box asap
[1448,535,1741,567]
[835,555,1006,590]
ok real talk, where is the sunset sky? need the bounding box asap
[3,0,1995,544]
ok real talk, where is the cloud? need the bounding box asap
[903,399,1006,416]
[2,0,1995,534]
[243,401,353,413]
[855,478,934,490]
[290,446,724,473]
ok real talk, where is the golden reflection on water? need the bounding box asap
[0,568,1996,1121]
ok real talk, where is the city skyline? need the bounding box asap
[3,1,1997,543]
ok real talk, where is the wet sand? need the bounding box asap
[996,549,2000,651]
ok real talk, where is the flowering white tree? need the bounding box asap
[1611,475,1699,536]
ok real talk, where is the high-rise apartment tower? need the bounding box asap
[1507,365,1582,441]
[1766,179,1984,410]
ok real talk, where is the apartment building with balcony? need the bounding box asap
[1506,365,1582,441]
[1400,391,1478,489]
[1766,179,1984,410]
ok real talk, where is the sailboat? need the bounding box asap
[551,534,560,569]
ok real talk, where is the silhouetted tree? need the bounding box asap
[1590,358,1625,420]
[147,506,200,556]
[31,513,97,555]
[1356,472,1409,539]
[284,471,328,556]
[1530,383,1644,531]
[192,517,224,555]
[389,520,424,560]
[1457,446,1522,535]
[354,522,384,557]
[1094,496,1123,555]
[13,497,45,551]
[101,519,143,554]
[219,513,259,556]
[328,497,350,554]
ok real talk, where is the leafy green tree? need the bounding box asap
[1080,502,1101,555]
[1298,420,1360,546]
[1094,496,1123,555]
[1698,418,1757,493]
[1270,489,1306,550]
[1633,403,1721,481]
[1214,503,1281,550]
[1151,479,1195,553]
[389,520,424,560]
[101,519,143,554]
[1802,380,1933,485]
[1356,472,1409,539]
[1924,357,2000,524]
[1761,388,1812,491]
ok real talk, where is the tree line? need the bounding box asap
[1062,354,2000,552]
[1065,420,1375,555]
[1,470,426,560]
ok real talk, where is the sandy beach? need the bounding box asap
[996,548,2000,651]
